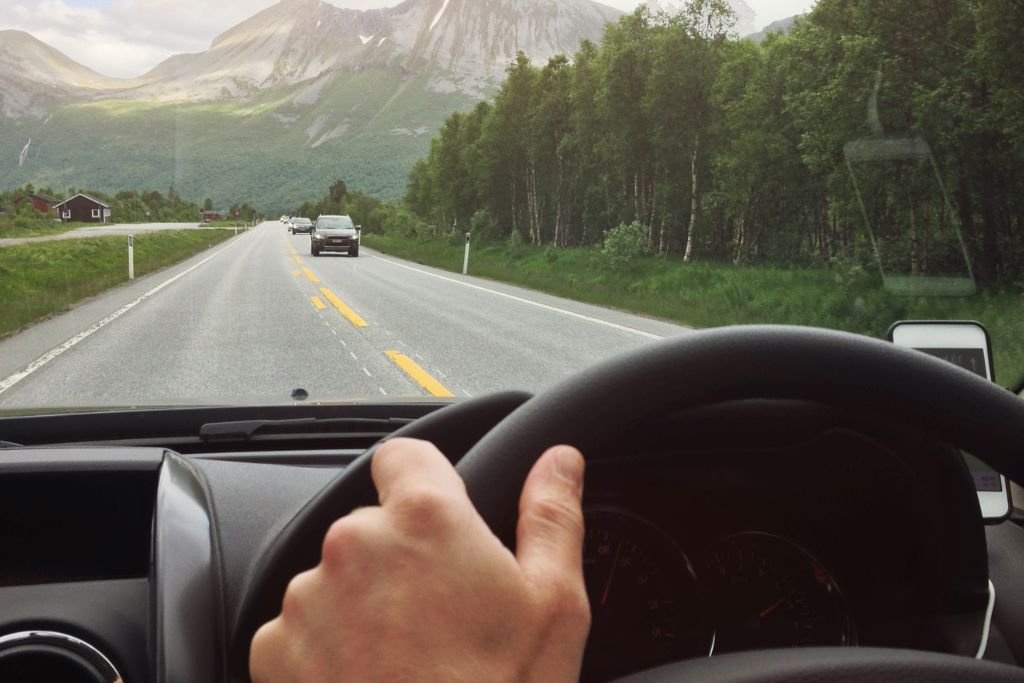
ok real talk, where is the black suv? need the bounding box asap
[311,215,359,257]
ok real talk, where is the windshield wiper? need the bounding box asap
[199,417,414,442]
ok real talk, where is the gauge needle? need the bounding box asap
[759,590,796,619]
[600,539,625,606]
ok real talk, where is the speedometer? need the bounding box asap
[581,509,713,682]
[704,532,853,653]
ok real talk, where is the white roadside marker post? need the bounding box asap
[463,232,471,275]
[128,235,135,280]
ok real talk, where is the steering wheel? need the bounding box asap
[234,325,1024,681]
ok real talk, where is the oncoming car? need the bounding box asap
[288,217,312,234]
[310,214,359,257]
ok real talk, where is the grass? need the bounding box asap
[201,220,250,228]
[0,229,235,338]
[363,233,1024,386]
[0,220,94,240]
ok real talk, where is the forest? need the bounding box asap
[398,0,1024,287]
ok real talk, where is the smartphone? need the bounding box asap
[888,321,1011,520]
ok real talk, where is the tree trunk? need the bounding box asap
[683,133,701,263]
[909,203,920,276]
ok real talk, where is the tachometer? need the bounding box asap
[704,532,852,654]
[581,509,713,682]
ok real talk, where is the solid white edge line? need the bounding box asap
[0,233,247,396]
[368,253,664,340]
[977,579,995,659]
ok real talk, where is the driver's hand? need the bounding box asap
[250,437,590,683]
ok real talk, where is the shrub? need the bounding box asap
[506,229,525,250]
[601,221,652,269]
[469,209,500,243]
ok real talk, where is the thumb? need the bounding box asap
[515,445,586,584]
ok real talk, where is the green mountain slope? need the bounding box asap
[0,67,476,211]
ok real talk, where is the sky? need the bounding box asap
[0,0,815,79]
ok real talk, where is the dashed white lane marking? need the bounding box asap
[363,367,373,378]
[349,352,358,361]
[0,235,246,396]
[369,253,665,340]
[379,387,388,396]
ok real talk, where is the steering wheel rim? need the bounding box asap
[456,325,1024,533]
[612,647,1024,682]
[236,325,1024,680]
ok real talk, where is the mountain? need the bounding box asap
[0,0,620,209]
[0,30,138,118]
[124,0,621,102]
[746,15,801,43]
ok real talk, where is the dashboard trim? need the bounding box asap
[153,452,223,683]
[0,629,123,682]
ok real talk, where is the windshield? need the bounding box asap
[0,0,1021,411]
[317,217,355,230]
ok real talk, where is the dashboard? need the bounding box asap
[0,398,1016,682]
[575,411,989,681]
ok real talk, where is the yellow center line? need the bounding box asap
[294,256,303,265]
[292,270,301,276]
[301,267,320,283]
[385,350,454,398]
[319,287,368,328]
[310,296,326,310]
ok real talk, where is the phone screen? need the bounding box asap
[889,322,1010,519]
[914,348,987,378]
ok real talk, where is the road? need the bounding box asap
[0,222,689,409]
[0,222,231,248]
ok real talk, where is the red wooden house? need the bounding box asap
[53,194,111,223]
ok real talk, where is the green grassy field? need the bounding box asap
[0,229,235,338]
[363,233,1024,385]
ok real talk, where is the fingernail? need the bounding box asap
[553,447,584,493]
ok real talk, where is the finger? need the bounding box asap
[371,438,468,507]
[250,619,290,683]
[515,445,586,584]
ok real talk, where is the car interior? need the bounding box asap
[3,326,1024,682]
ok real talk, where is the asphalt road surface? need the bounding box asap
[0,222,689,409]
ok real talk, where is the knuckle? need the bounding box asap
[390,486,456,532]
[321,516,368,565]
[544,581,592,629]
[280,569,316,619]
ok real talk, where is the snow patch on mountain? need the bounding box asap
[312,120,350,147]
[18,139,31,167]
[430,0,452,31]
